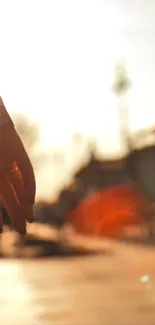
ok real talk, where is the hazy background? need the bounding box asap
[0,4,155,324]
[0,0,155,199]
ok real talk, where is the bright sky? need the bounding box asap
[0,0,154,198]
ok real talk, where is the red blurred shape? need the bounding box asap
[69,183,150,238]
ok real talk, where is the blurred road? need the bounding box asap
[0,239,155,325]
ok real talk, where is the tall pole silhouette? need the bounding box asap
[112,62,131,154]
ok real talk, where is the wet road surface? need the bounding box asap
[0,240,155,325]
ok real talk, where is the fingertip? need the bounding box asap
[25,205,34,224]
[26,214,34,223]
[27,218,34,223]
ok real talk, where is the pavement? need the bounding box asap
[0,231,155,325]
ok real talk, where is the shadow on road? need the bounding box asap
[0,233,113,259]
[22,236,109,259]
[118,236,155,247]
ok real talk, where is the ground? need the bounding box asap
[0,231,155,325]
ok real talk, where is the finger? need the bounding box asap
[9,163,24,196]
[13,130,36,205]
[0,177,26,234]
[8,165,34,224]
[25,204,34,223]
[8,163,26,208]
[0,211,3,233]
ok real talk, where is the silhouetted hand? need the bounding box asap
[0,97,36,234]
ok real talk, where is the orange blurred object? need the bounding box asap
[69,183,150,238]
